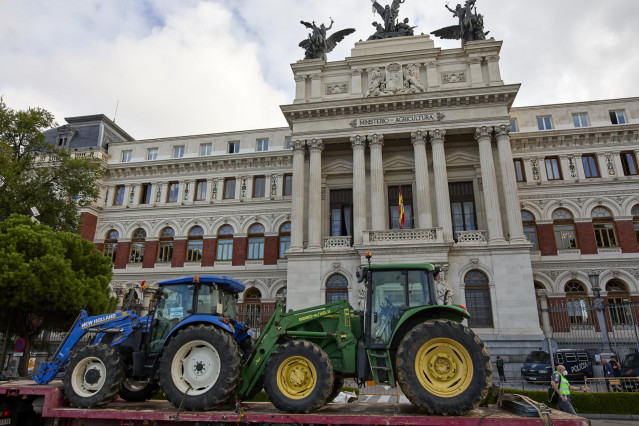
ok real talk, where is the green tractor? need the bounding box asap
[238,255,492,415]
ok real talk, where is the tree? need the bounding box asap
[0,97,102,232]
[0,215,115,376]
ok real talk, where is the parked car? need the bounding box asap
[521,349,593,383]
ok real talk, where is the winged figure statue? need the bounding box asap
[299,18,355,60]
[431,0,489,46]
[367,0,415,40]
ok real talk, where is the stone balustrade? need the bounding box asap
[455,230,488,245]
[323,236,353,249]
[364,228,442,244]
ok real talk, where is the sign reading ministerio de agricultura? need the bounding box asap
[349,112,445,128]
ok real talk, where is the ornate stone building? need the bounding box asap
[47,34,639,357]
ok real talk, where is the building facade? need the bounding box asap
[46,35,639,358]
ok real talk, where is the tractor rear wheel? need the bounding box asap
[327,377,345,403]
[63,344,125,408]
[396,320,491,415]
[159,325,240,411]
[118,379,160,402]
[263,340,334,413]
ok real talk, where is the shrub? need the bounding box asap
[501,388,639,415]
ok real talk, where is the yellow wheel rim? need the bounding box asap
[276,356,317,400]
[415,337,473,398]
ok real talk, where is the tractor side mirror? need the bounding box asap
[434,266,441,279]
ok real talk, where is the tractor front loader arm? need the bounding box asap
[33,310,141,384]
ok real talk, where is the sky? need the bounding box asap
[1,0,638,140]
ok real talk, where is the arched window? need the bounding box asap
[216,225,234,261]
[326,274,349,303]
[243,287,262,328]
[564,281,591,325]
[534,282,546,324]
[606,280,631,325]
[464,270,493,328]
[103,229,119,261]
[129,228,146,263]
[247,223,265,260]
[157,227,175,263]
[521,211,538,250]
[278,222,291,259]
[553,208,578,249]
[631,204,639,245]
[591,206,617,248]
[186,226,204,262]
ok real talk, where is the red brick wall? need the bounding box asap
[79,212,98,241]
[575,222,597,255]
[537,224,557,256]
[114,242,130,269]
[172,240,187,268]
[94,242,104,252]
[202,238,217,267]
[264,236,279,265]
[143,241,158,268]
[615,220,639,253]
[232,237,247,266]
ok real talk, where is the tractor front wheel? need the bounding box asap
[119,379,160,402]
[263,340,334,413]
[159,325,240,411]
[62,344,125,408]
[396,320,491,415]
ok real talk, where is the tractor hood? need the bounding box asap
[158,275,246,294]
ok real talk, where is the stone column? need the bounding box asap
[559,155,574,182]
[495,125,526,243]
[537,289,552,338]
[307,139,324,250]
[310,73,322,101]
[476,126,505,243]
[411,131,433,228]
[351,135,367,244]
[351,69,362,96]
[368,134,385,231]
[290,140,306,252]
[429,130,453,242]
[486,55,503,85]
[574,154,586,180]
[468,57,483,87]
[205,178,213,202]
[294,75,306,102]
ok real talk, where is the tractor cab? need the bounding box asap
[358,262,437,346]
[149,275,246,352]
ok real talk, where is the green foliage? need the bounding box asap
[0,214,115,374]
[0,97,102,232]
[501,388,639,415]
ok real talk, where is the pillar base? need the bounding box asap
[488,238,507,245]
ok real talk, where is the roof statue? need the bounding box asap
[430,0,489,46]
[367,0,416,40]
[299,18,355,60]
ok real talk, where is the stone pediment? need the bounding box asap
[383,154,414,170]
[322,158,353,174]
[445,149,479,167]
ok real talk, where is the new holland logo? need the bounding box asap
[81,313,117,329]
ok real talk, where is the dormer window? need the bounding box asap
[57,136,69,147]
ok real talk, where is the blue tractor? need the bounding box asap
[33,275,253,410]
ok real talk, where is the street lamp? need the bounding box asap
[588,271,613,354]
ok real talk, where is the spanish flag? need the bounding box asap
[399,186,405,229]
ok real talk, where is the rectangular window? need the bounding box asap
[167,182,179,203]
[147,148,158,160]
[200,143,212,156]
[121,150,132,162]
[572,113,589,128]
[256,138,269,152]
[620,152,639,176]
[129,243,145,263]
[523,226,538,250]
[582,154,600,178]
[545,157,562,180]
[247,238,265,260]
[228,141,240,154]
[285,136,292,149]
[567,298,592,325]
[216,239,233,260]
[330,189,353,237]
[554,225,578,249]
[449,182,477,237]
[113,185,125,205]
[140,183,153,204]
[253,176,266,198]
[103,243,117,261]
[157,242,173,263]
[464,288,494,328]
[224,178,236,199]
[509,119,518,132]
[610,110,627,125]
[388,185,413,229]
[513,159,526,182]
[608,297,631,325]
[187,240,203,262]
[537,116,553,130]
[279,236,290,258]
[173,146,184,158]
[58,136,68,147]
[594,223,617,248]
[283,174,293,196]
[195,180,207,201]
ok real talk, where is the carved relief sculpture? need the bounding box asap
[365,63,425,97]
[531,158,540,180]
[605,153,615,175]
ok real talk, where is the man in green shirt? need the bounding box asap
[551,364,589,415]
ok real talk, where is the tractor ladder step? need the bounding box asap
[366,349,395,385]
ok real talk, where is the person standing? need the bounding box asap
[609,356,622,391]
[602,358,614,392]
[495,356,506,382]
[551,364,589,415]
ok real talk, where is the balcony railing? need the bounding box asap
[364,228,442,244]
[323,236,353,249]
[70,148,110,162]
[455,230,487,245]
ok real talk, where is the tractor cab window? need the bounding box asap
[370,271,406,345]
[149,284,194,353]
[196,283,237,321]
[407,270,431,307]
